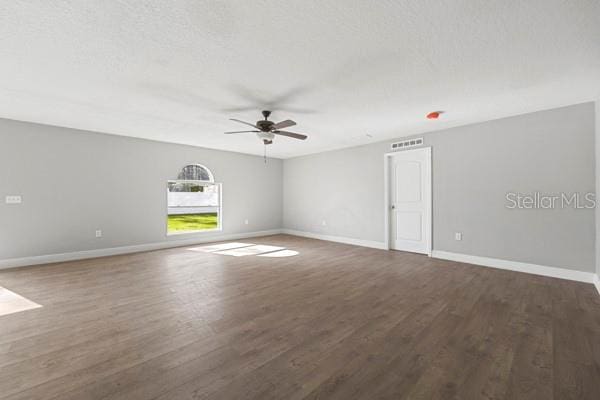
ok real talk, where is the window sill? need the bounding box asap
[166,228,223,237]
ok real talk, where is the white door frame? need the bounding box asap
[383,147,432,255]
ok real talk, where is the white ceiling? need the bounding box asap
[1,1,599,158]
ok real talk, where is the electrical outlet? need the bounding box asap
[455,232,462,241]
[244,219,249,225]
[5,195,22,204]
[95,230,102,238]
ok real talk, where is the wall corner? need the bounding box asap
[594,99,600,276]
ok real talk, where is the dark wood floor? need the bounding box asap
[0,234,599,400]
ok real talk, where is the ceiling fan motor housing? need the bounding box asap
[256,120,274,131]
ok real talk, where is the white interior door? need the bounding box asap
[389,147,431,254]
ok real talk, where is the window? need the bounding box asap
[177,164,214,181]
[167,164,221,234]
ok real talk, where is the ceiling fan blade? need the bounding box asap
[229,118,258,129]
[271,119,297,130]
[224,130,259,134]
[273,130,308,140]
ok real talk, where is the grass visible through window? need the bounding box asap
[167,213,218,233]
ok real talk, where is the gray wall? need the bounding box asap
[284,103,596,272]
[596,100,600,277]
[0,119,282,260]
[2,103,595,273]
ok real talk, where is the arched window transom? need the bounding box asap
[177,164,214,182]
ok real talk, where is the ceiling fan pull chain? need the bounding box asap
[264,144,267,164]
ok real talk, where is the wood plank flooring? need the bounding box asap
[0,234,599,399]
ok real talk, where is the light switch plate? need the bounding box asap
[5,195,22,204]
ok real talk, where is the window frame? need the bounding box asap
[166,179,223,236]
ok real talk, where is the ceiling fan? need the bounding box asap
[225,110,308,145]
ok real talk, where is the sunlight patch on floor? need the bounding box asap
[258,250,300,258]
[0,286,42,317]
[187,242,300,257]
[214,245,285,257]
[187,242,254,253]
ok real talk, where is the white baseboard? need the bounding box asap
[594,274,600,295]
[0,229,283,270]
[282,229,387,250]
[432,250,596,284]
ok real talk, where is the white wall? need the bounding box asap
[284,103,596,273]
[0,118,282,260]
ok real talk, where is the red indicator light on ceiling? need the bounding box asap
[427,111,443,119]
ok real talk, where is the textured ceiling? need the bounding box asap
[1,1,600,158]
